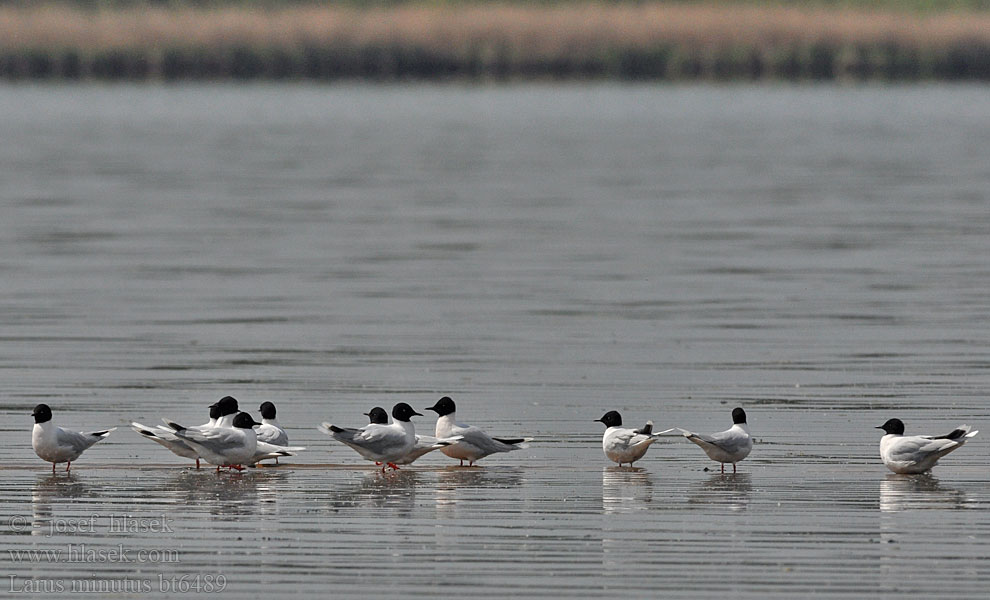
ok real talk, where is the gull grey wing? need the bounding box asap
[256,425,288,446]
[706,429,750,454]
[131,422,198,457]
[459,427,525,454]
[889,436,957,463]
[57,427,114,453]
[172,426,243,454]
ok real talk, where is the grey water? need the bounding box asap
[1,83,989,598]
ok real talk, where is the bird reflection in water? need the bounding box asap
[687,473,752,511]
[31,473,91,537]
[602,466,654,514]
[879,473,968,512]
[326,469,420,516]
[434,466,524,513]
[158,469,289,519]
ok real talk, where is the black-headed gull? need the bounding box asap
[319,403,422,471]
[168,412,263,472]
[31,404,115,473]
[672,407,752,473]
[363,406,462,465]
[425,396,531,467]
[596,410,661,467]
[877,418,978,474]
[131,404,221,468]
[255,401,289,465]
[257,402,288,446]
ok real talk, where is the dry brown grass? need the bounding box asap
[1,3,988,79]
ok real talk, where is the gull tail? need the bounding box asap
[633,421,654,435]
[318,423,345,436]
[86,428,116,439]
[935,425,979,440]
[131,422,164,438]
[493,436,533,450]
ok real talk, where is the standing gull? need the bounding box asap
[596,410,662,467]
[168,412,264,472]
[131,403,221,468]
[672,407,752,473]
[257,402,288,446]
[32,404,115,473]
[363,406,462,466]
[319,403,422,471]
[425,396,531,467]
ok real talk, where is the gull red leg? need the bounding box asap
[66,462,71,472]
[721,463,725,474]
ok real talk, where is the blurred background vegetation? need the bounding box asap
[1,0,987,12]
[1,1,988,81]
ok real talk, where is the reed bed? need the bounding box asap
[0,3,988,80]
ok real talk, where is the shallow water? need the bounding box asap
[0,83,989,598]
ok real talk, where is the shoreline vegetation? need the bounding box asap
[1,3,989,81]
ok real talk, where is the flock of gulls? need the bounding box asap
[30,397,979,476]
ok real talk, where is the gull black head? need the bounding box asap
[732,407,747,425]
[259,401,277,420]
[876,418,905,435]
[232,412,261,430]
[211,396,239,416]
[425,396,456,417]
[208,404,222,421]
[364,407,388,425]
[392,403,423,423]
[32,404,53,424]
[596,410,622,428]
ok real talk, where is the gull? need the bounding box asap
[672,407,752,473]
[425,396,531,467]
[167,412,264,472]
[363,406,463,466]
[254,401,290,465]
[131,404,221,469]
[877,418,978,474]
[31,404,115,473]
[596,410,662,467]
[257,401,288,446]
[318,403,422,471]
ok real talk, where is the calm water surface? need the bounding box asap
[0,84,989,598]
